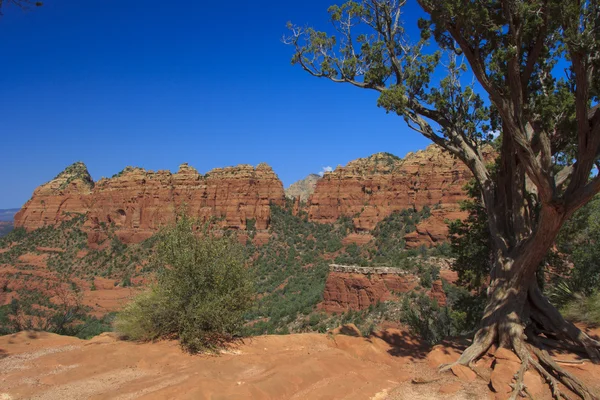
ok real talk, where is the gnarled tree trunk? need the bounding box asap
[447,204,600,399]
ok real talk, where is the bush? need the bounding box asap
[561,293,600,327]
[400,291,476,345]
[401,293,452,344]
[114,214,255,353]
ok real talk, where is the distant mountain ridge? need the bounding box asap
[0,209,18,237]
[0,208,20,222]
[13,144,479,248]
[14,162,285,244]
[285,173,322,202]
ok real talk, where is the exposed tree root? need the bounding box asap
[508,350,528,400]
[437,288,600,400]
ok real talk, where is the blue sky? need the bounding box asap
[0,0,432,209]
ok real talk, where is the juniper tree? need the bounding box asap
[286,1,600,398]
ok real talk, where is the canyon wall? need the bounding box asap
[320,262,458,313]
[308,145,470,234]
[14,162,286,244]
[307,144,482,246]
[15,144,480,246]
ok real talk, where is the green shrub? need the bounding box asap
[400,292,471,345]
[114,214,255,353]
[561,293,600,327]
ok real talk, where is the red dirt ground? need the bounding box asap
[1,327,599,399]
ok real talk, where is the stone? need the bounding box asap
[426,345,460,369]
[285,173,321,202]
[428,279,448,306]
[451,364,477,382]
[15,162,286,244]
[490,359,520,395]
[439,381,462,394]
[306,145,493,247]
[319,271,418,313]
[523,370,544,398]
[494,348,521,363]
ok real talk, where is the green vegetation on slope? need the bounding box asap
[0,201,483,343]
[244,203,351,335]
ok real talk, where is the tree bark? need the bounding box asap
[444,207,600,399]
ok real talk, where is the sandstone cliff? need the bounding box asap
[15,144,479,246]
[15,161,286,244]
[13,162,94,231]
[285,173,321,202]
[320,261,459,312]
[307,145,473,244]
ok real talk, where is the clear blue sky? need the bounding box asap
[0,0,432,209]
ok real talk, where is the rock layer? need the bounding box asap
[320,270,419,313]
[321,259,458,312]
[15,162,285,244]
[307,145,474,241]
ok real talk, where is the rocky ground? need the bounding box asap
[1,326,599,400]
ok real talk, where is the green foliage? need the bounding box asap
[370,207,431,266]
[417,262,439,289]
[555,196,600,298]
[448,191,491,292]
[286,1,491,145]
[0,214,88,272]
[54,162,94,190]
[0,279,113,338]
[245,204,346,335]
[334,243,368,266]
[442,280,485,333]
[561,293,600,327]
[401,292,456,345]
[400,289,480,345]
[115,214,255,353]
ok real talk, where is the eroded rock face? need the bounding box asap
[15,162,285,244]
[320,271,419,313]
[307,145,474,245]
[404,208,469,248]
[321,259,457,312]
[13,162,94,231]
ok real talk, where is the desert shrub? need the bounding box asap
[442,280,485,333]
[560,293,600,327]
[447,181,493,293]
[73,313,116,339]
[417,263,440,289]
[0,281,89,335]
[400,292,472,345]
[114,214,255,353]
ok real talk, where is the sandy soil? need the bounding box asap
[0,327,600,400]
[1,327,599,400]
[0,329,492,400]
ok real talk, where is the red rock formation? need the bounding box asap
[404,208,468,248]
[428,279,448,306]
[15,162,285,244]
[308,145,474,244]
[320,270,419,313]
[13,162,94,231]
[342,233,375,246]
[321,259,458,312]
